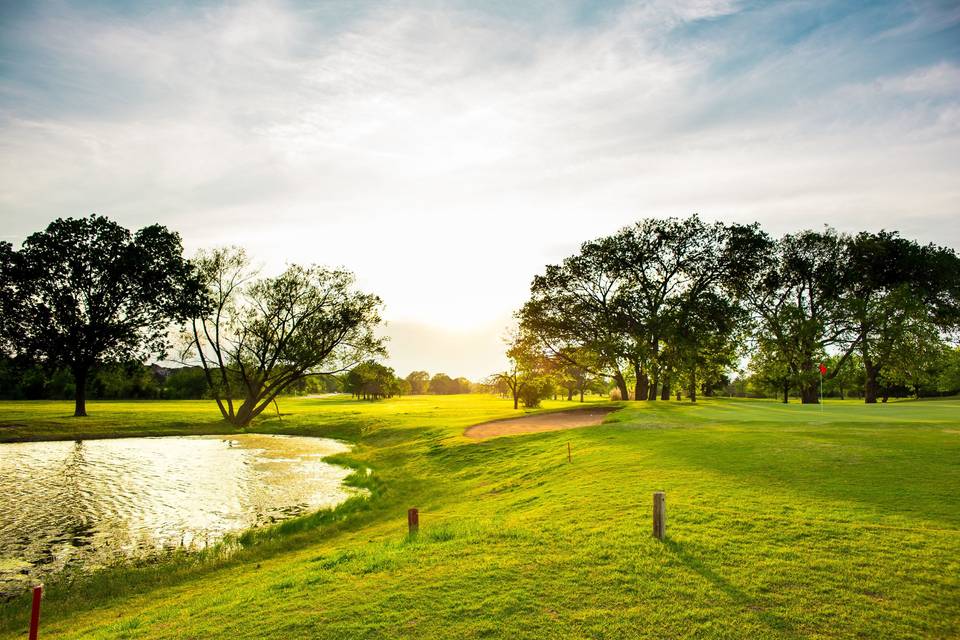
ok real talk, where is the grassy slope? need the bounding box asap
[1,395,958,639]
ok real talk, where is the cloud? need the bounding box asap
[1,0,958,374]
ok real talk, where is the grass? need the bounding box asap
[1,394,958,638]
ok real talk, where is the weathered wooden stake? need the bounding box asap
[29,584,42,640]
[407,508,419,535]
[653,491,666,540]
[567,442,572,463]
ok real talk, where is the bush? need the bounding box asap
[520,377,553,408]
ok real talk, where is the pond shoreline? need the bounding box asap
[0,430,374,607]
[0,476,379,620]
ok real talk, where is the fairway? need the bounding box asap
[1,395,958,639]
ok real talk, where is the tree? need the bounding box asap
[163,367,210,399]
[935,346,960,395]
[553,348,596,402]
[844,231,960,402]
[1,215,201,417]
[521,216,764,403]
[188,247,384,426]
[742,229,855,404]
[428,373,456,394]
[492,327,548,409]
[672,292,743,402]
[606,217,732,402]
[520,240,631,399]
[876,325,949,400]
[748,339,799,402]
[405,370,430,395]
[0,242,15,356]
[345,361,401,400]
[822,353,863,399]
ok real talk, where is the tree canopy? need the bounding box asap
[0,215,201,416]
[188,247,385,426]
[514,216,960,404]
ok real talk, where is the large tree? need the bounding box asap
[0,242,15,356]
[521,216,763,402]
[1,215,201,417]
[345,360,402,400]
[520,240,631,399]
[742,229,856,404]
[608,216,764,401]
[672,291,743,402]
[844,231,960,402]
[428,373,457,394]
[189,247,384,426]
[405,370,430,395]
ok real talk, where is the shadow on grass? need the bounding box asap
[663,538,797,637]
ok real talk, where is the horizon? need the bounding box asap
[2,0,959,379]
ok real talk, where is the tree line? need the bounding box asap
[0,216,385,424]
[503,216,960,405]
[3,214,958,421]
[341,367,479,399]
[0,360,209,401]
[0,215,485,421]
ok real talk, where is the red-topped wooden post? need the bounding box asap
[407,508,419,535]
[29,584,42,640]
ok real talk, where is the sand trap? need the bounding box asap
[465,405,620,439]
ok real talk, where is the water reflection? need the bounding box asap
[0,434,360,594]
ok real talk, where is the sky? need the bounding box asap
[1,0,959,379]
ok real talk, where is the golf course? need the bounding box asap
[1,394,957,639]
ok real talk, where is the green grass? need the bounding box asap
[1,395,958,639]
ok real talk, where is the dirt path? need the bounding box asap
[465,405,620,439]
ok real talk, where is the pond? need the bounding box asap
[0,433,363,595]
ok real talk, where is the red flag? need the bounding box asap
[818,363,827,375]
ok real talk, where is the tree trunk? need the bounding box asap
[613,371,629,401]
[579,389,584,402]
[513,389,519,410]
[649,369,659,401]
[863,357,880,404]
[782,380,789,404]
[567,389,573,401]
[633,362,648,402]
[660,378,670,401]
[800,384,819,404]
[73,366,88,417]
[231,397,259,426]
[689,362,697,403]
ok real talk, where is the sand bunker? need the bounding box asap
[465,405,620,439]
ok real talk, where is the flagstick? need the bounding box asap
[820,371,823,412]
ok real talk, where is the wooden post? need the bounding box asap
[653,492,666,540]
[407,508,419,535]
[567,442,572,463]
[29,584,42,640]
